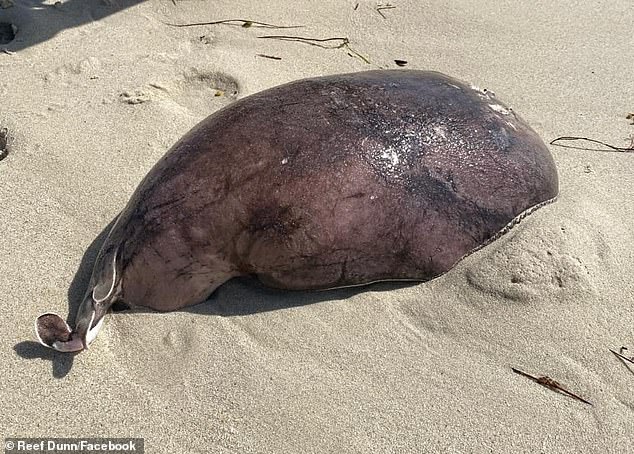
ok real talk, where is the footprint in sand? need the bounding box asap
[106,315,201,384]
[119,89,152,105]
[462,218,602,303]
[43,56,102,83]
[193,33,215,46]
[119,69,240,116]
[172,68,240,115]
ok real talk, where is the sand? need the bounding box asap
[1,0,633,452]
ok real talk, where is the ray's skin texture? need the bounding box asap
[35,70,558,351]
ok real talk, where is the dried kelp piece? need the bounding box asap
[258,35,371,64]
[550,136,634,152]
[165,19,303,29]
[512,367,592,405]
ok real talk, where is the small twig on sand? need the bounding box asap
[164,19,303,29]
[258,35,371,64]
[256,53,282,60]
[376,3,396,19]
[0,127,9,161]
[550,136,634,152]
[610,347,634,366]
[259,35,348,48]
[512,367,592,405]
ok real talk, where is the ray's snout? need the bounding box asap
[34,292,108,352]
[73,291,107,350]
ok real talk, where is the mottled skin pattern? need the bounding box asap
[45,70,559,349]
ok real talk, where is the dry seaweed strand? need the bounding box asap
[258,35,371,64]
[164,19,303,29]
[512,367,592,405]
[550,136,634,152]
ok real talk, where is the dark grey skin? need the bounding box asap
[35,70,558,352]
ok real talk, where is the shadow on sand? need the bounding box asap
[15,216,417,377]
[0,0,145,52]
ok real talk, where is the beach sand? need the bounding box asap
[1,1,633,452]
